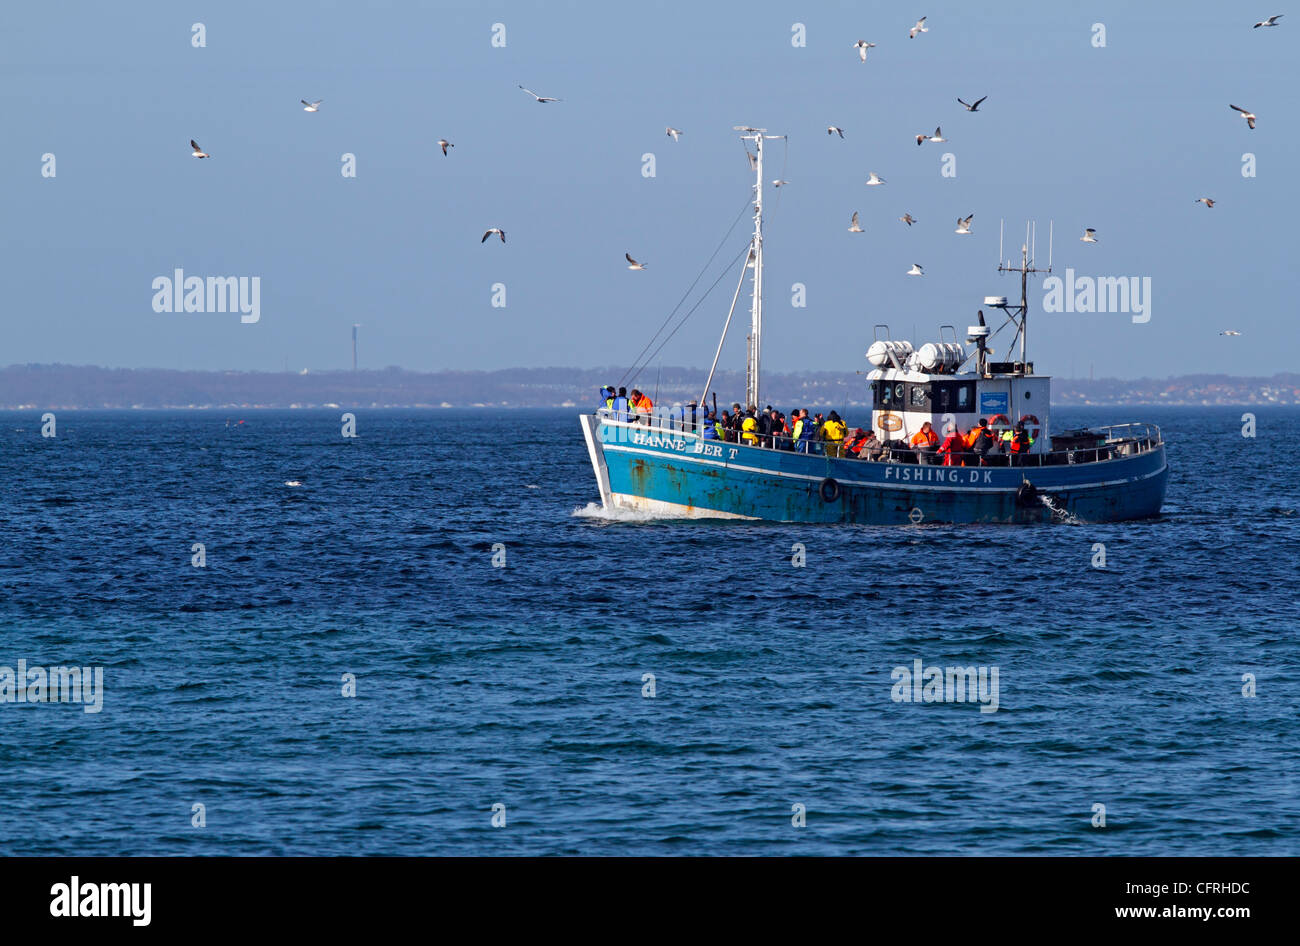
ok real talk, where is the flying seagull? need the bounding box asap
[482,228,505,243]
[666,127,683,141]
[190,139,209,158]
[1253,15,1283,27]
[772,179,790,187]
[301,99,322,112]
[866,171,887,186]
[955,213,974,234]
[909,16,929,39]
[907,263,925,276]
[1195,197,1215,208]
[626,253,646,270]
[518,85,561,103]
[1080,228,1098,243]
[958,96,988,112]
[853,40,877,61]
[899,213,916,226]
[1230,104,1257,129]
[848,212,864,233]
[828,125,845,138]
[1220,330,1242,335]
[438,139,453,156]
[927,126,947,143]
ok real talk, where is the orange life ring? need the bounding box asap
[987,414,1011,430]
[1020,414,1041,441]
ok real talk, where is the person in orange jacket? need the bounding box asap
[629,389,653,424]
[910,421,939,464]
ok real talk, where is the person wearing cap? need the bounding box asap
[756,404,773,447]
[821,411,847,457]
[701,412,720,439]
[1010,420,1032,463]
[965,418,996,465]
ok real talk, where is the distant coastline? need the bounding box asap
[2,364,1297,409]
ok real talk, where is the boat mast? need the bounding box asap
[735,127,782,409]
[996,220,1052,371]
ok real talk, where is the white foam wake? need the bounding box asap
[570,502,676,522]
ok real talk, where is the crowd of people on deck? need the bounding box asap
[598,386,1034,464]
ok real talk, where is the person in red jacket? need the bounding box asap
[937,428,965,466]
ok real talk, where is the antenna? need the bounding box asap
[1048,220,1054,270]
[996,220,1053,373]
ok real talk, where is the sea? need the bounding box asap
[0,406,1295,855]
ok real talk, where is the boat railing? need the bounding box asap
[594,410,1163,466]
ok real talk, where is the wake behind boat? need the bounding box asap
[580,127,1168,525]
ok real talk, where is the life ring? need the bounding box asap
[819,477,841,503]
[1019,414,1041,441]
[988,413,1010,430]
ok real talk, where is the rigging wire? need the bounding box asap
[617,192,753,387]
[628,240,753,388]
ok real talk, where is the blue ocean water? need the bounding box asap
[0,406,1295,855]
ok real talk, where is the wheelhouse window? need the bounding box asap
[908,383,931,409]
[931,381,976,413]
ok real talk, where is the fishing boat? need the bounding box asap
[579,127,1168,524]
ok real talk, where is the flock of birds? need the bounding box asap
[181,13,1283,332]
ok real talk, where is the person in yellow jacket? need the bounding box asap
[821,410,847,457]
[741,408,759,445]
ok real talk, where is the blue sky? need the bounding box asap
[3,1,1296,379]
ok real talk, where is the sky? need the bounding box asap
[3,1,1297,380]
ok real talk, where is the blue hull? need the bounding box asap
[581,417,1168,524]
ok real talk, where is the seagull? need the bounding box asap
[284,480,303,487]
[1220,330,1242,335]
[899,213,916,226]
[909,16,929,39]
[190,139,209,158]
[438,139,453,156]
[907,263,925,276]
[666,127,683,141]
[518,85,561,103]
[853,40,877,61]
[1253,15,1283,27]
[828,125,845,138]
[848,212,864,233]
[301,99,322,112]
[482,228,505,243]
[1230,104,1257,129]
[955,213,974,234]
[1195,197,1215,208]
[928,126,947,143]
[865,171,886,185]
[772,179,790,187]
[626,253,646,270]
[1080,228,1098,243]
[958,96,988,112]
